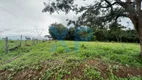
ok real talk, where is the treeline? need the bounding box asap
[49,23,139,43]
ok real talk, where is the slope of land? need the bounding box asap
[0,41,142,80]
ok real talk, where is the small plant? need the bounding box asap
[0,49,4,54]
[56,71,64,80]
[81,44,87,49]
[56,47,65,53]
[52,52,58,56]
[65,57,81,63]
[112,65,120,71]
[42,69,53,80]
[69,46,75,50]
[84,66,102,80]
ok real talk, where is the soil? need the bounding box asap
[0,59,142,80]
[86,59,142,78]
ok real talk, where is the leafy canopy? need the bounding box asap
[42,0,139,27]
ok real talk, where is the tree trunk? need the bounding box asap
[116,37,119,42]
[133,16,142,56]
[130,13,142,57]
[138,29,142,56]
[138,20,142,57]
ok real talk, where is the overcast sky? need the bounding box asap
[0,0,133,39]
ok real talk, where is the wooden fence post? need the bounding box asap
[20,35,22,47]
[5,37,8,54]
[32,39,35,45]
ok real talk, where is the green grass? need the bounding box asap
[0,40,142,80]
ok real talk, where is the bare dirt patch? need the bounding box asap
[113,67,142,77]
[86,59,142,78]
[0,59,142,80]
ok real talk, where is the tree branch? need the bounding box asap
[136,0,141,13]
[115,13,129,22]
[100,2,118,8]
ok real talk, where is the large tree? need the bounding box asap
[42,0,142,56]
[49,23,68,40]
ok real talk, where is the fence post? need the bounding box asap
[32,38,35,45]
[5,37,8,54]
[20,35,22,47]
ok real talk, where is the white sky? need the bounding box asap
[0,0,133,39]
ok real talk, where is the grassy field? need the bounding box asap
[0,40,142,80]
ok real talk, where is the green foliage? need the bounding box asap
[67,27,75,40]
[49,23,67,40]
[75,27,94,41]
[0,40,4,53]
[56,46,65,53]
[43,0,140,43]
[48,22,139,43]
[0,41,142,80]
[42,0,139,31]
[108,73,142,80]
[93,25,139,42]
[84,66,102,80]
[43,69,53,80]
[49,23,94,41]
[65,57,81,63]
[80,44,87,49]
[91,36,96,41]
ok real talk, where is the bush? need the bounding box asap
[56,47,65,53]
[91,36,96,41]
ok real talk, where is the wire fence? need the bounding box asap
[0,35,43,54]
